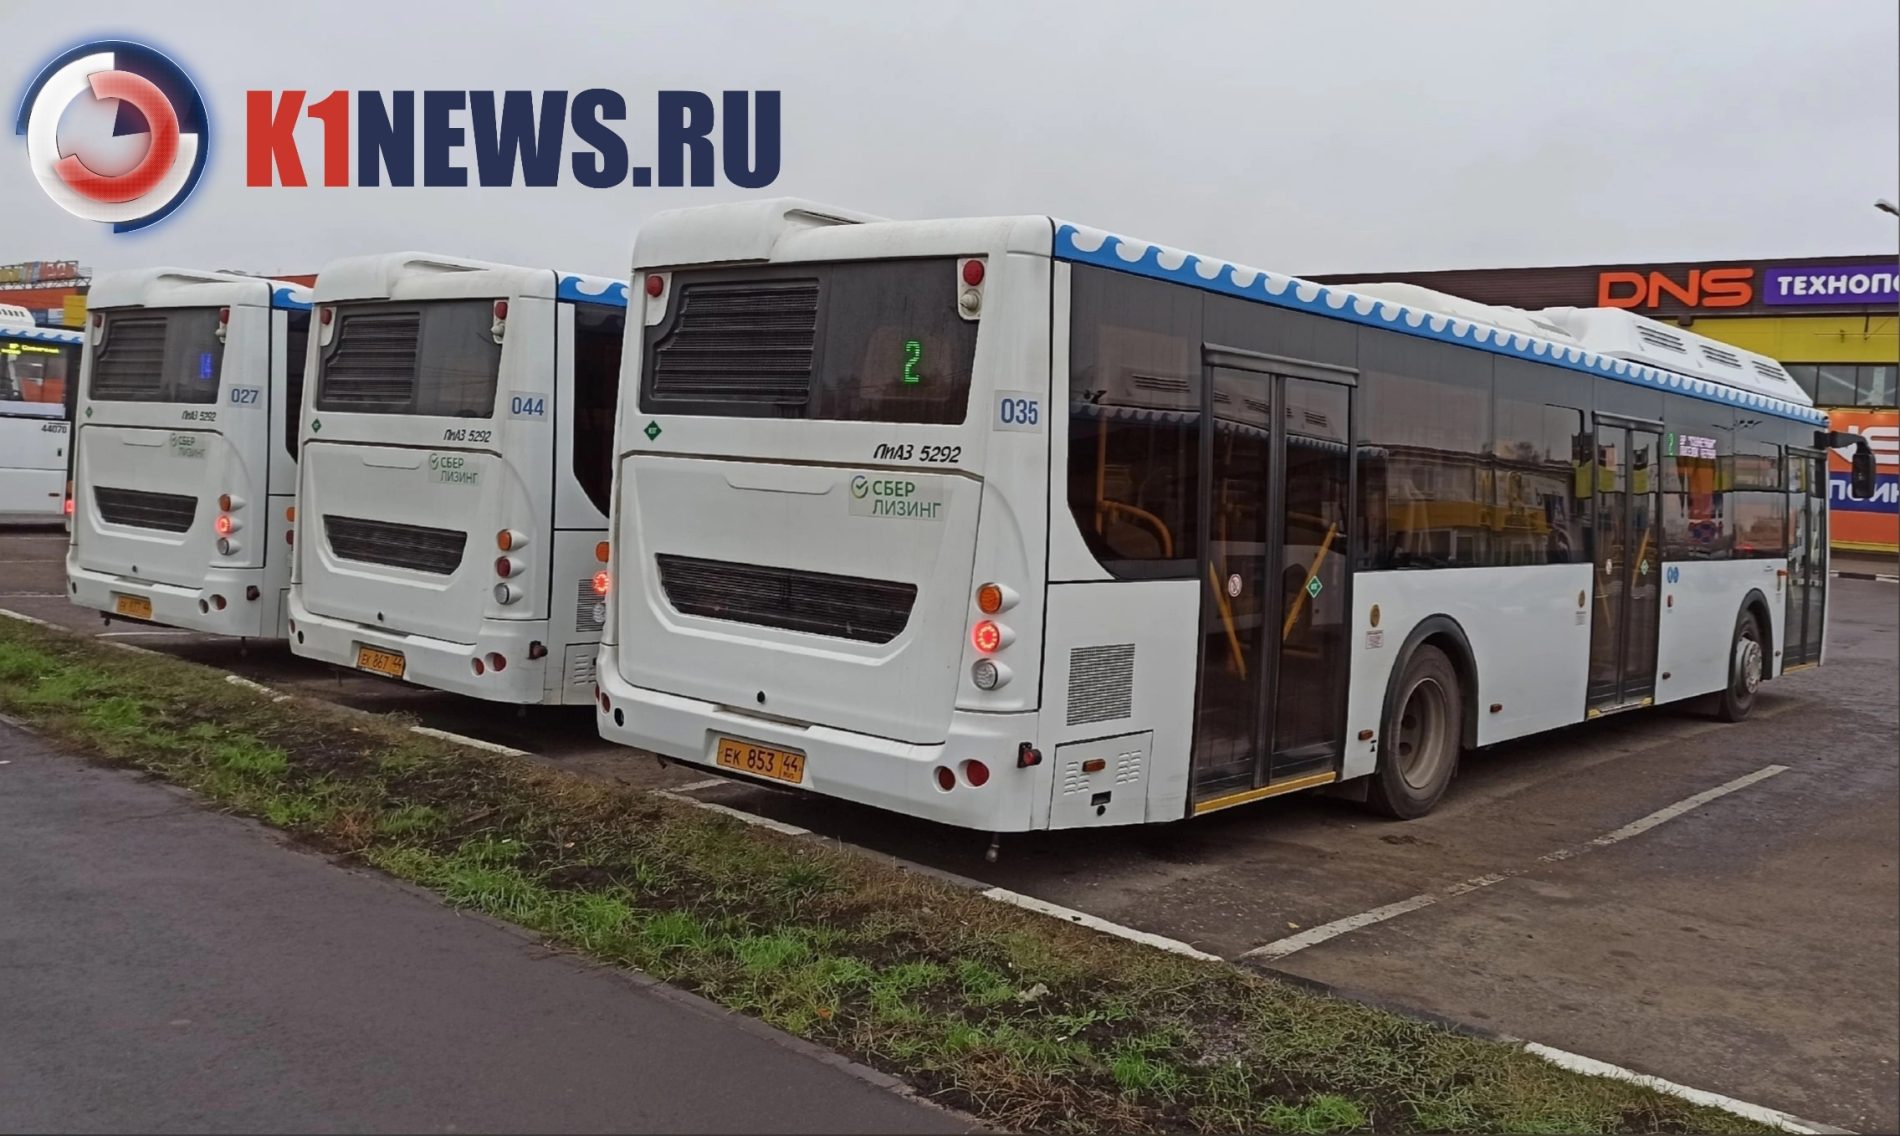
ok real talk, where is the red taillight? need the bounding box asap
[934,766,955,792]
[961,259,985,286]
[472,657,485,676]
[218,306,230,325]
[963,760,990,787]
[592,570,611,596]
[645,274,664,298]
[319,306,334,326]
[285,530,294,546]
[486,652,507,673]
[595,687,610,712]
[91,312,103,329]
[63,497,74,516]
[972,620,1002,654]
[214,514,235,536]
[495,556,519,578]
[211,594,227,611]
[493,299,509,321]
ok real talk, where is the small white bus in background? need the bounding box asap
[288,254,627,705]
[593,198,1875,836]
[66,269,312,636]
[0,303,82,524]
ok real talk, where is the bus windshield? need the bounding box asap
[88,308,224,404]
[315,299,502,418]
[640,259,977,424]
[1,336,74,417]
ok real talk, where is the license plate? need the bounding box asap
[355,645,406,679]
[715,737,806,785]
[113,594,152,620]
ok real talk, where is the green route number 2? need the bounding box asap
[902,339,923,385]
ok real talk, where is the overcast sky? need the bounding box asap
[4,0,1896,282]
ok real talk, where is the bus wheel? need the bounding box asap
[1367,645,1462,819]
[1710,609,1764,723]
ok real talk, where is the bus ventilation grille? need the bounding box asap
[92,486,198,532]
[1067,644,1135,725]
[655,554,915,644]
[323,515,467,575]
[574,577,607,633]
[646,280,819,405]
[316,313,422,409]
[88,317,169,400]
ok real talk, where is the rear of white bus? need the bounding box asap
[0,323,81,524]
[67,271,305,637]
[595,207,1061,831]
[289,256,620,704]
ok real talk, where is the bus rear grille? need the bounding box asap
[324,515,466,575]
[647,280,818,404]
[318,313,420,409]
[574,576,606,633]
[92,486,197,532]
[655,554,916,644]
[1067,644,1135,725]
[89,317,169,400]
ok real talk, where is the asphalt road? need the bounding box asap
[0,721,966,1135]
[4,526,1895,1130]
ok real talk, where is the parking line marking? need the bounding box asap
[0,608,52,626]
[1243,764,1790,963]
[408,726,531,759]
[1521,1043,1835,1134]
[655,789,812,836]
[980,887,1225,962]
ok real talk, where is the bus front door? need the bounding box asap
[1587,419,1663,713]
[1190,352,1355,814]
[1784,448,1828,668]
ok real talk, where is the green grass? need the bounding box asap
[0,619,1777,1134]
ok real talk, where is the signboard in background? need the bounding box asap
[1764,264,1900,307]
[61,295,86,328]
[0,261,84,286]
[1827,408,1899,552]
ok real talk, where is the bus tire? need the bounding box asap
[1710,608,1765,723]
[1367,644,1462,819]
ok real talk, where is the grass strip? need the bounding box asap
[0,618,1773,1134]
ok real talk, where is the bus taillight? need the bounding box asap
[215,307,230,343]
[496,529,527,552]
[595,541,610,563]
[972,620,1003,654]
[495,555,523,578]
[491,299,508,343]
[592,570,611,596]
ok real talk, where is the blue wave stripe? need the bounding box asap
[557,275,630,308]
[270,285,312,311]
[1053,224,1825,427]
[1,326,84,344]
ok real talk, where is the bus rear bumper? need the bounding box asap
[67,560,277,639]
[287,593,557,704]
[593,645,1043,832]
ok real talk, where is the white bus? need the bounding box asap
[67,269,312,636]
[288,253,627,704]
[594,199,1875,833]
[0,303,82,524]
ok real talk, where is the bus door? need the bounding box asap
[1784,447,1827,668]
[1587,416,1663,713]
[1190,349,1355,812]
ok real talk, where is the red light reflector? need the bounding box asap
[319,306,334,325]
[961,259,984,286]
[471,657,485,676]
[934,766,955,792]
[593,570,610,596]
[495,556,516,578]
[963,760,990,787]
[646,274,664,297]
[63,497,74,516]
[972,620,1002,653]
[487,652,507,672]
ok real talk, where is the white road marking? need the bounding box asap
[655,789,812,836]
[98,629,187,638]
[408,726,531,758]
[0,608,52,626]
[224,675,275,696]
[1522,1043,1834,1134]
[980,887,1225,962]
[673,778,728,793]
[0,591,66,598]
[1243,765,1790,963]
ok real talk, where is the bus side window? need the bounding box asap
[284,309,311,460]
[572,303,625,515]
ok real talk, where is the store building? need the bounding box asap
[1316,255,1898,554]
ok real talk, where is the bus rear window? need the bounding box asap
[89,309,223,404]
[1,337,74,417]
[315,299,501,417]
[641,259,977,424]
